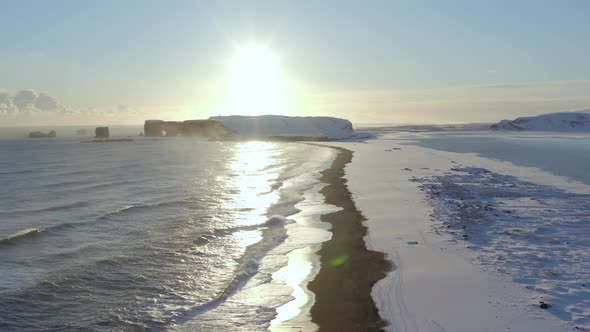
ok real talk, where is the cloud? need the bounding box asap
[0,89,180,126]
[4,80,590,126]
[34,93,62,111]
[12,90,38,110]
[0,89,65,113]
[0,90,10,103]
[0,91,15,113]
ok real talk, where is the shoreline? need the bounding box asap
[307,146,392,331]
[328,136,572,331]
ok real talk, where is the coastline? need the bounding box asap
[307,146,392,331]
[325,136,571,331]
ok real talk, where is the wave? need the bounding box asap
[37,178,134,189]
[36,199,203,231]
[37,179,97,189]
[0,228,45,244]
[0,198,205,247]
[192,218,283,246]
[260,180,283,195]
[0,169,34,176]
[98,199,193,220]
[39,180,137,198]
[266,194,304,217]
[175,215,290,324]
[46,168,102,178]
[262,160,291,172]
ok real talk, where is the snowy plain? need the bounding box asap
[327,131,589,331]
[491,110,590,132]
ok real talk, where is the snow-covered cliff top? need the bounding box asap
[209,115,355,139]
[491,110,590,131]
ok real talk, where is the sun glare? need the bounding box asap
[223,43,288,116]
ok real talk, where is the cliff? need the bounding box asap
[144,120,232,138]
[209,115,355,139]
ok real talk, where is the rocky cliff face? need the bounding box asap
[95,127,110,138]
[144,120,232,138]
[144,116,357,140]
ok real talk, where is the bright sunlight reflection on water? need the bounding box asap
[223,141,323,329]
[226,141,280,227]
[271,247,316,329]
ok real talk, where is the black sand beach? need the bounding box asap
[308,146,392,331]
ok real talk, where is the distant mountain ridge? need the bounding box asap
[490,109,590,132]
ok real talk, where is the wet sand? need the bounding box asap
[308,146,393,331]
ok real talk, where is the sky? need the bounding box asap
[1,0,590,125]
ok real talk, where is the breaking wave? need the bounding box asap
[172,216,290,324]
[0,228,45,244]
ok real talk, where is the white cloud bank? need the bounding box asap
[0,90,181,126]
[0,89,65,114]
[2,80,590,126]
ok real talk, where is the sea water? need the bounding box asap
[411,132,590,186]
[0,135,335,331]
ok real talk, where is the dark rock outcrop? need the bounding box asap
[95,127,110,138]
[29,131,56,138]
[144,120,232,138]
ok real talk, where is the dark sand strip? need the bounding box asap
[308,146,393,331]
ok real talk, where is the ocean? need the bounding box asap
[0,134,336,331]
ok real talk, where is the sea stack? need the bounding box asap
[95,127,110,138]
[29,131,57,138]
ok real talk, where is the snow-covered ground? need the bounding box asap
[491,110,590,131]
[413,166,589,329]
[209,115,355,139]
[327,131,589,331]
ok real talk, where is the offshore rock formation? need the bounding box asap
[144,120,232,138]
[29,131,56,138]
[95,127,110,138]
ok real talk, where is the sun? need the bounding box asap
[222,43,288,116]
